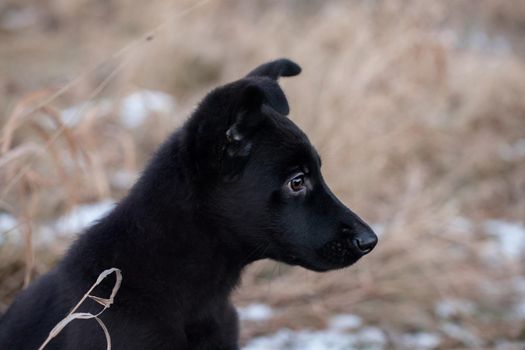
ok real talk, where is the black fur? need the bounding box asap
[0,58,377,350]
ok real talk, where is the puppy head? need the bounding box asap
[188,58,377,271]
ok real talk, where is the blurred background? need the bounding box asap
[1,0,524,349]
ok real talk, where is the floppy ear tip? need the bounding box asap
[246,58,302,80]
[277,58,302,77]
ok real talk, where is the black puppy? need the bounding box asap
[0,59,377,349]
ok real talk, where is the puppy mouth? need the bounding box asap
[278,239,364,272]
[316,238,363,268]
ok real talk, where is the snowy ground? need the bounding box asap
[239,305,438,350]
[60,89,176,129]
[239,302,525,350]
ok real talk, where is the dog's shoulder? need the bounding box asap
[0,270,67,349]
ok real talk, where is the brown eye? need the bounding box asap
[289,174,305,192]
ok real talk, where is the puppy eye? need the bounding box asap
[288,174,306,192]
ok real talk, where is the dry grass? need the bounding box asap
[1,0,524,348]
[39,268,122,350]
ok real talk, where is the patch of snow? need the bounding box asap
[447,217,473,236]
[243,328,292,350]
[299,330,355,350]
[398,332,441,350]
[495,340,525,350]
[60,99,112,127]
[59,90,175,129]
[437,28,511,55]
[243,326,386,350]
[119,90,176,128]
[514,301,525,320]
[0,213,18,245]
[111,170,138,190]
[238,304,274,322]
[328,314,362,331]
[500,138,525,161]
[435,298,476,319]
[356,327,387,346]
[461,30,511,55]
[440,322,483,348]
[52,200,115,236]
[243,329,353,350]
[0,213,17,233]
[484,220,525,260]
[0,199,115,246]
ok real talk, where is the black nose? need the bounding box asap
[351,235,377,254]
[342,225,378,255]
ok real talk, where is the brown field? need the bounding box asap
[1,0,524,348]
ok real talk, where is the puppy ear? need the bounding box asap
[226,77,290,140]
[246,58,302,80]
[227,58,301,140]
[224,84,266,157]
[222,82,283,181]
[217,58,301,181]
